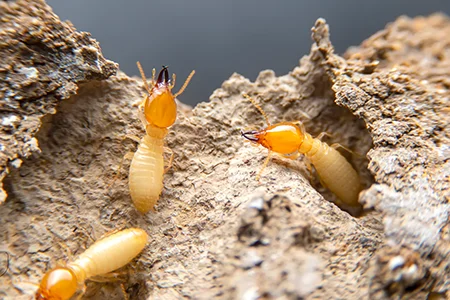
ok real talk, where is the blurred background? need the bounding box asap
[46,0,450,106]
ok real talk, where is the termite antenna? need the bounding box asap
[174,70,196,98]
[242,93,271,126]
[170,73,176,89]
[136,61,152,94]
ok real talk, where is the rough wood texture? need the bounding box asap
[0,4,448,300]
[317,15,450,298]
[0,0,118,203]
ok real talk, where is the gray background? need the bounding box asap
[47,0,450,106]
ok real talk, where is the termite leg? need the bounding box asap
[256,151,272,181]
[96,227,126,241]
[90,270,128,282]
[298,110,312,120]
[280,151,301,160]
[121,283,130,300]
[74,284,87,300]
[330,143,362,158]
[137,105,149,128]
[317,174,329,190]
[117,150,135,169]
[316,129,364,158]
[77,224,97,244]
[125,135,141,144]
[87,276,130,300]
[304,158,314,181]
[316,131,333,141]
[54,259,67,270]
[57,241,74,261]
[315,131,362,157]
[163,146,174,174]
[108,151,135,189]
[291,121,306,134]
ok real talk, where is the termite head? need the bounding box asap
[136,62,195,130]
[241,94,307,155]
[35,267,78,300]
[144,66,177,129]
[241,122,305,154]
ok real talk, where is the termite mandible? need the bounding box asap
[35,228,148,300]
[241,93,362,206]
[129,62,195,213]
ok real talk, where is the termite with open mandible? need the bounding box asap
[128,62,195,213]
[241,93,362,207]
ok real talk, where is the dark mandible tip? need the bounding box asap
[241,129,259,142]
[157,65,170,84]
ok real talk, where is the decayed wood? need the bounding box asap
[0,2,448,299]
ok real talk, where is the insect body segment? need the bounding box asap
[242,122,305,154]
[143,66,177,128]
[241,94,362,206]
[129,133,165,213]
[129,62,195,213]
[304,136,361,206]
[35,228,148,300]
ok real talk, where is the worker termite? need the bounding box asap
[129,62,195,213]
[241,93,362,206]
[35,228,148,300]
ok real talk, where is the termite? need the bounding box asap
[35,228,148,300]
[241,94,362,206]
[129,62,195,213]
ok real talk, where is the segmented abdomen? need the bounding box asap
[306,139,361,206]
[129,135,164,213]
[71,228,148,278]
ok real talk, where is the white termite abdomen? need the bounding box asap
[129,135,164,213]
[306,138,361,206]
[69,228,148,279]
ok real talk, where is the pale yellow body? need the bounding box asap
[299,133,361,206]
[129,134,165,213]
[68,228,148,283]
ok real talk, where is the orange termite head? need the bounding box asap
[144,65,177,129]
[241,122,305,154]
[35,267,78,300]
